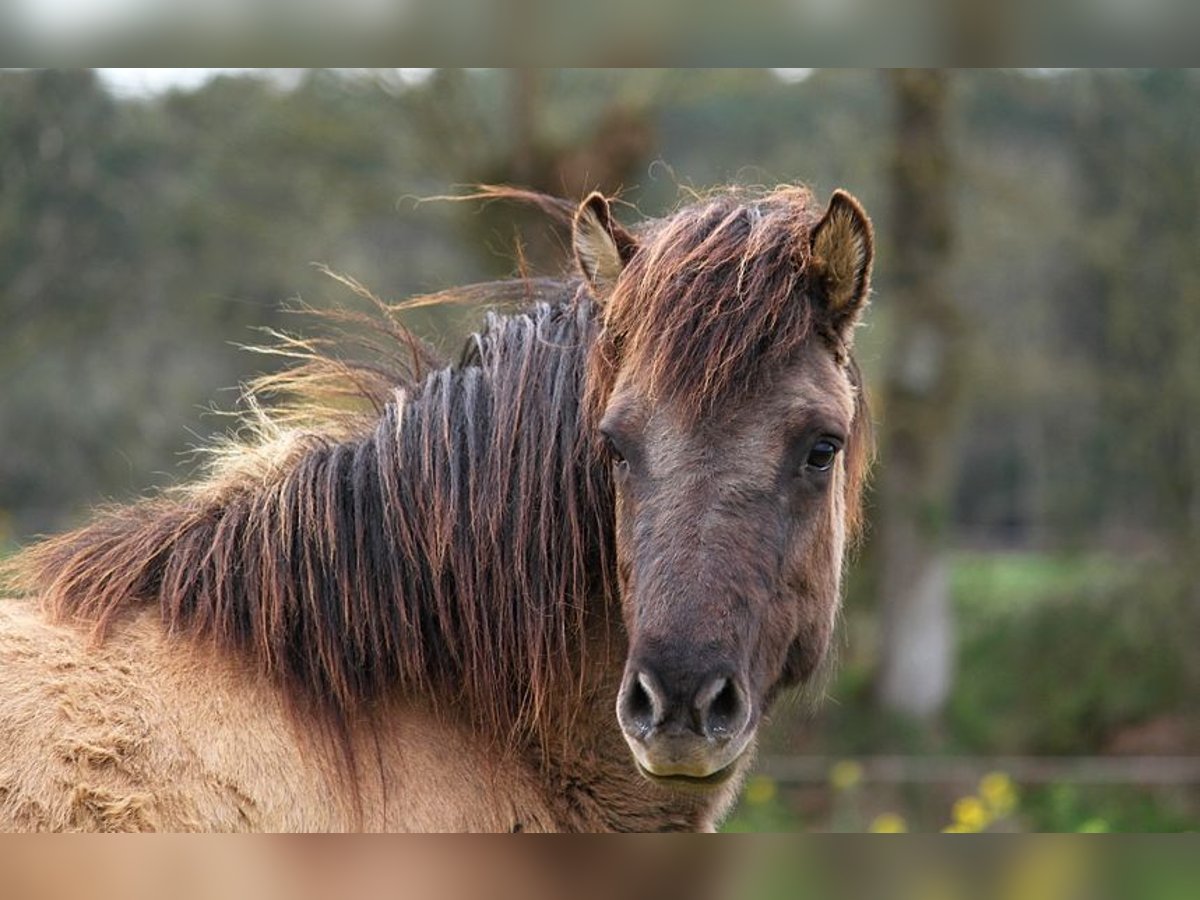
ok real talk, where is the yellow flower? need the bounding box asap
[979,772,1018,817]
[829,759,863,791]
[869,812,907,833]
[744,774,777,806]
[951,795,991,832]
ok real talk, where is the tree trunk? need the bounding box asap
[876,69,965,719]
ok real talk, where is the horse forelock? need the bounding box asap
[588,187,817,413]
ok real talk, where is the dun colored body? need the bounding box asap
[0,186,874,831]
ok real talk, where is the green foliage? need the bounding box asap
[0,70,491,533]
[1022,783,1197,833]
[811,552,1195,759]
[744,551,1198,831]
[947,553,1195,755]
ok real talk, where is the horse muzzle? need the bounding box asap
[616,664,756,787]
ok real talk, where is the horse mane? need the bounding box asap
[4,272,618,750]
[2,185,873,754]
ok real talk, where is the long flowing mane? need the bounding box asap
[2,186,872,752]
[5,273,618,747]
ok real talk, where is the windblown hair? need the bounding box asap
[3,186,872,752]
[6,276,616,748]
[588,186,821,416]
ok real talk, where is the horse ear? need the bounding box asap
[809,189,874,339]
[573,192,637,297]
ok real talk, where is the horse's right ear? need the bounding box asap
[572,192,637,298]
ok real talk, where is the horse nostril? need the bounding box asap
[619,670,663,739]
[694,675,748,739]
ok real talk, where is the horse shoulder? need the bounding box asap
[0,598,334,831]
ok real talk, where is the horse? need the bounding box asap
[0,184,875,831]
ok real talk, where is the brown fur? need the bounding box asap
[1,185,872,830]
[583,186,872,538]
[577,187,873,785]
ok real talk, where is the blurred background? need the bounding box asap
[1,68,1197,832]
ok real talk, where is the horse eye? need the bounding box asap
[805,439,840,472]
[602,432,627,467]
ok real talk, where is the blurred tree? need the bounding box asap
[459,70,657,273]
[1073,71,1200,556]
[875,69,965,719]
[0,69,482,532]
[0,70,161,527]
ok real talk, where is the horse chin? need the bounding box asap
[632,750,749,793]
[635,761,739,792]
[623,715,760,794]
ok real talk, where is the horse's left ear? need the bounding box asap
[573,192,638,299]
[809,189,874,339]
